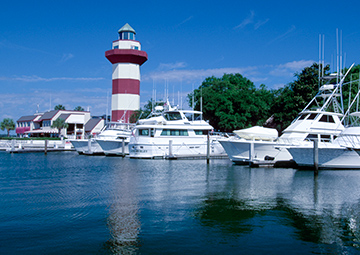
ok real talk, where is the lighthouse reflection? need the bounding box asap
[106,162,140,254]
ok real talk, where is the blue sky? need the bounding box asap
[1,0,360,133]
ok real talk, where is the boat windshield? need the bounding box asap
[184,113,202,121]
[163,112,182,121]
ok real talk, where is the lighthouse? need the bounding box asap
[105,23,148,122]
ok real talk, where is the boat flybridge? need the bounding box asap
[129,102,226,159]
[219,65,354,166]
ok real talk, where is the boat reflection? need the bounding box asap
[197,166,360,251]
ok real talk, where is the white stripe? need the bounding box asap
[111,94,140,111]
[112,63,140,80]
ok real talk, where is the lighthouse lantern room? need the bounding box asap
[105,23,148,122]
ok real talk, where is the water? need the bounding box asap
[1,152,360,254]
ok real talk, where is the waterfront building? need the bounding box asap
[105,23,148,122]
[15,110,104,138]
[84,118,105,137]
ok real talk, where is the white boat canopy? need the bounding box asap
[233,126,278,141]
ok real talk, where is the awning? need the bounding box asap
[25,129,58,134]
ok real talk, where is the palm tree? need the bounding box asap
[51,118,69,137]
[74,106,84,111]
[0,118,15,137]
[54,104,66,110]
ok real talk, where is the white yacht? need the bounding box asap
[71,122,133,155]
[219,67,355,166]
[288,86,360,169]
[95,122,134,156]
[128,105,227,159]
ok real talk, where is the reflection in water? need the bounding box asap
[2,153,360,254]
[197,166,360,253]
[195,197,258,234]
[106,159,140,254]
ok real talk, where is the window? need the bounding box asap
[305,134,318,140]
[319,114,335,123]
[195,130,209,135]
[120,32,135,40]
[164,112,182,121]
[298,114,307,120]
[114,45,119,49]
[139,129,149,136]
[184,113,202,121]
[161,129,189,136]
[320,135,331,142]
[307,113,318,120]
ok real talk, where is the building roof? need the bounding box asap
[118,23,136,34]
[57,113,71,121]
[17,115,40,122]
[38,110,58,121]
[85,118,102,132]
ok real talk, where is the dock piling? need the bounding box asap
[169,140,173,158]
[88,139,92,154]
[313,139,319,174]
[206,134,210,164]
[44,140,48,155]
[122,138,125,157]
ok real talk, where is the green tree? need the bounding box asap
[340,64,360,113]
[54,104,66,110]
[189,73,275,132]
[270,63,328,132]
[74,106,84,111]
[51,118,69,136]
[129,99,167,123]
[0,118,15,137]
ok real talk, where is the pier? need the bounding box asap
[0,139,74,153]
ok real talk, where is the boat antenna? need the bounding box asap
[358,71,360,112]
[318,34,321,89]
[322,34,325,78]
[200,86,203,120]
[192,83,195,120]
[181,79,183,110]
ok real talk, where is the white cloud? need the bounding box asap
[60,53,74,63]
[267,25,296,45]
[254,18,270,30]
[144,67,258,83]
[176,16,194,27]
[0,75,105,82]
[269,60,315,77]
[157,62,187,71]
[234,10,255,29]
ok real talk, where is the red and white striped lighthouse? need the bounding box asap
[105,23,148,122]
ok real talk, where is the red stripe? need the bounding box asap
[105,49,148,65]
[112,79,140,94]
[111,110,134,122]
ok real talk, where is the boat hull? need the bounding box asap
[70,139,103,155]
[129,138,226,159]
[219,139,292,164]
[96,139,129,156]
[288,146,360,169]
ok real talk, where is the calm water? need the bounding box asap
[1,152,360,254]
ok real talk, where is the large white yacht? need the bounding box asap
[95,122,134,156]
[128,104,226,159]
[219,67,354,166]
